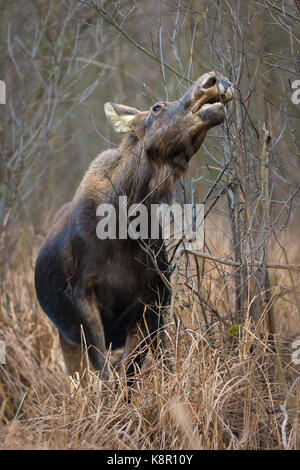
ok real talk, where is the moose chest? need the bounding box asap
[89,240,168,349]
[94,239,167,309]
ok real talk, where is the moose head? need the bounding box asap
[104,70,234,167]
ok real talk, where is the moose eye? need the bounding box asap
[152,104,164,113]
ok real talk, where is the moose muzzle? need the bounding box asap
[181,71,234,122]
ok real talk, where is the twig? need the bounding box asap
[280,376,300,450]
[183,250,300,272]
[79,1,194,85]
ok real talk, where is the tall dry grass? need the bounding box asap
[0,235,299,450]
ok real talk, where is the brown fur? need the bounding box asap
[34,71,234,385]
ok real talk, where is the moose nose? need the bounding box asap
[202,75,217,89]
[180,71,234,111]
[199,72,233,99]
[200,72,234,101]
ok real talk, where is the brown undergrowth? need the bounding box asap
[0,241,299,450]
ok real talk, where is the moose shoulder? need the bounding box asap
[34,71,234,383]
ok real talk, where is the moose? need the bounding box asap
[35,71,234,385]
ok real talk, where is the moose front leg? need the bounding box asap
[59,333,86,377]
[60,290,108,378]
[76,293,108,375]
[121,307,164,388]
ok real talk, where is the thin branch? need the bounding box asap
[79,0,194,85]
[183,250,300,272]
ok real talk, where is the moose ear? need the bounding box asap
[104,102,140,133]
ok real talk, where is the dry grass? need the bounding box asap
[0,242,300,450]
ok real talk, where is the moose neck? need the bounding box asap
[114,133,184,208]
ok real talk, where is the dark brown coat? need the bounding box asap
[35,71,234,381]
